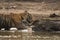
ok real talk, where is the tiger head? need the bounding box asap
[10,11,33,26]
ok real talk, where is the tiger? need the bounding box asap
[0,11,33,30]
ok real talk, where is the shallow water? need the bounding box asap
[0,31,60,40]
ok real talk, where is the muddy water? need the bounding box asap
[0,31,60,40]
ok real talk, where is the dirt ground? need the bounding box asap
[0,2,60,15]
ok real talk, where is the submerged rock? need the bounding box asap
[32,20,60,32]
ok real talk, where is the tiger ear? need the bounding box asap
[24,10,29,14]
[24,10,27,13]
